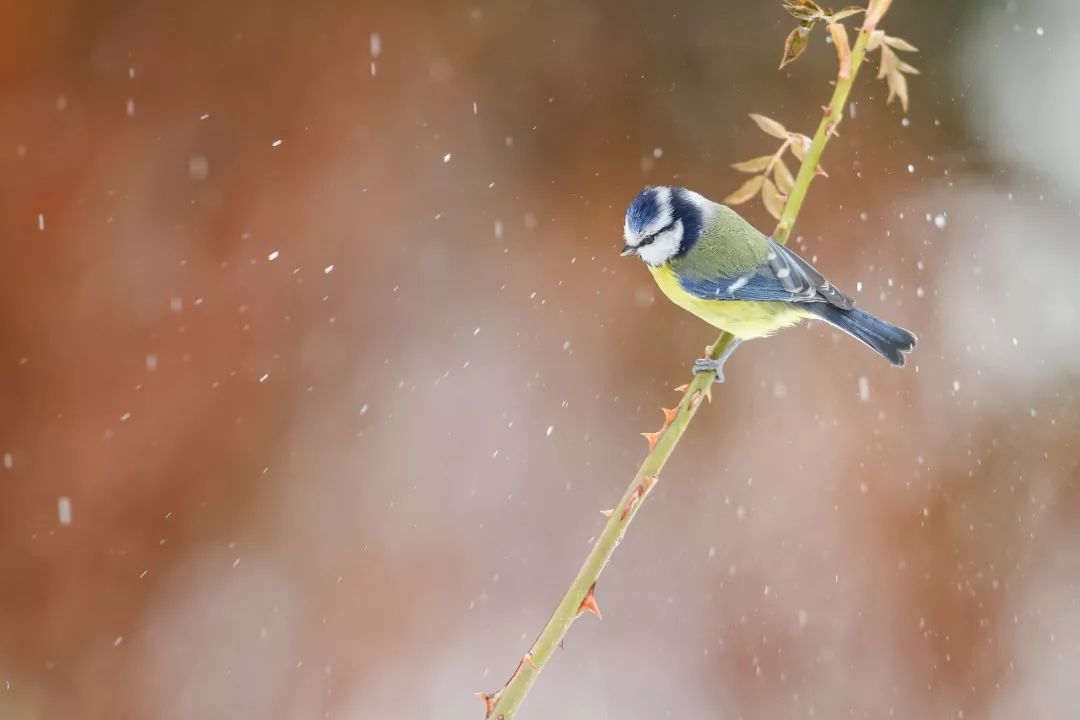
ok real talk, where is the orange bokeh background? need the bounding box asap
[2,1,1077,718]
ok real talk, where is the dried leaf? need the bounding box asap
[749,113,788,139]
[724,175,765,205]
[789,133,811,162]
[828,22,852,78]
[898,60,920,75]
[730,155,774,173]
[865,0,895,30]
[773,160,795,194]
[878,45,897,80]
[782,0,823,22]
[760,176,785,220]
[779,24,812,70]
[829,6,865,21]
[883,34,919,52]
[886,68,910,112]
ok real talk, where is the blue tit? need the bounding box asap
[621,185,916,378]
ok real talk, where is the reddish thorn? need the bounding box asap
[476,691,501,717]
[661,406,679,427]
[577,582,602,620]
[821,105,832,115]
[641,430,662,452]
[815,166,830,178]
[674,383,690,393]
[599,507,614,518]
[621,484,644,521]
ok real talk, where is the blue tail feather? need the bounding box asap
[805,304,917,367]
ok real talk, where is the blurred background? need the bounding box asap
[2,0,1077,717]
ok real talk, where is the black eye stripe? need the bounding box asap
[640,220,678,246]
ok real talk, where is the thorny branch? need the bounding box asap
[480,2,913,717]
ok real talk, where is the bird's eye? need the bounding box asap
[639,234,657,247]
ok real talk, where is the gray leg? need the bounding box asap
[692,338,744,383]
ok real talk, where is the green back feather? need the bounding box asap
[669,205,770,280]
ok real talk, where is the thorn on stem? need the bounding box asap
[599,507,614,518]
[641,430,662,452]
[661,406,679,428]
[476,691,501,718]
[523,652,538,669]
[621,484,645,521]
[577,582,602,620]
[815,166,830,178]
[674,383,690,393]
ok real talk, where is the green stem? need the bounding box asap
[774,22,874,244]
[484,11,885,720]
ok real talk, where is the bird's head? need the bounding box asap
[621,185,708,266]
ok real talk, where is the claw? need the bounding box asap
[578,583,602,619]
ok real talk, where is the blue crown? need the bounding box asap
[625,186,662,236]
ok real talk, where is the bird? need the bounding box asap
[621,185,916,379]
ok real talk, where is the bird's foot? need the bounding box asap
[691,338,744,384]
[692,357,726,383]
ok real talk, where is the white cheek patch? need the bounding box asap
[637,219,684,266]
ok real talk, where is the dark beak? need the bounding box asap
[620,245,635,257]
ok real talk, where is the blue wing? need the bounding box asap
[678,240,855,310]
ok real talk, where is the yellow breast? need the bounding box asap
[648,264,807,339]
